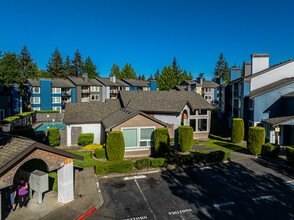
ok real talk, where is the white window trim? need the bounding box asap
[197,118,208,133]
[52,107,61,111]
[33,107,40,111]
[52,88,61,94]
[90,94,100,101]
[31,97,40,104]
[52,97,61,104]
[198,110,208,116]
[121,126,156,150]
[32,87,40,94]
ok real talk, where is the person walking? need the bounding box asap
[6,186,16,211]
[18,178,28,208]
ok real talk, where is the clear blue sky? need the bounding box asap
[1,0,294,79]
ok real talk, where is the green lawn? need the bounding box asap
[68,151,102,168]
[203,139,247,152]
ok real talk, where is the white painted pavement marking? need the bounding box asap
[134,179,157,220]
[252,195,273,201]
[168,208,193,216]
[284,180,294,188]
[123,216,148,220]
[123,175,147,181]
[213,201,235,208]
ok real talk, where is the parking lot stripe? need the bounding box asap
[213,201,235,208]
[134,179,157,220]
[123,175,147,181]
[252,195,273,201]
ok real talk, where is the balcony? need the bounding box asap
[81,97,90,102]
[62,91,71,97]
[81,89,90,94]
[110,89,119,94]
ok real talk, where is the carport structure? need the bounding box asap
[0,133,83,219]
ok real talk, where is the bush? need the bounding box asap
[169,152,204,166]
[154,128,170,157]
[0,116,20,124]
[78,133,94,146]
[247,126,265,155]
[106,131,125,161]
[177,126,193,152]
[47,127,60,147]
[231,118,244,143]
[208,151,231,162]
[36,110,60,113]
[16,111,36,118]
[134,158,151,170]
[262,143,280,158]
[286,146,294,165]
[95,160,133,175]
[83,144,103,150]
[10,128,35,139]
[94,148,107,159]
[150,158,167,168]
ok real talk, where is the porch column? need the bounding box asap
[280,126,284,145]
[57,159,74,204]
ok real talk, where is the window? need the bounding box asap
[52,97,61,103]
[52,88,61,94]
[52,107,61,111]
[90,94,100,101]
[123,129,138,147]
[205,88,212,92]
[205,96,211,100]
[143,87,149,91]
[190,119,196,132]
[90,86,100,92]
[198,109,208,115]
[140,128,154,147]
[33,87,40,93]
[32,107,40,111]
[31,97,40,104]
[190,110,196,115]
[198,119,207,132]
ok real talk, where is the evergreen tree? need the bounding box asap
[83,56,99,78]
[188,71,193,80]
[29,62,40,79]
[20,45,33,80]
[120,63,137,79]
[158,66,177,90]
[138,74,142,80]
[172,57,183,85]
[141,74,146,80]
[147,74,153,81]
[179,69,189,83]
[110,63,120,78]
[70,49,84,76]
[198,72,206,81]
[46,48,65,77]
[213,52,230,82]
[64,55,71,76]
[0,52,21,86]
[154,69,160,80]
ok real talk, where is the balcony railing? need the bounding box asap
[62,91,71,96]
[110,89,119,94]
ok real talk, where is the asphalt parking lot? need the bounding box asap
[90,158,294,220]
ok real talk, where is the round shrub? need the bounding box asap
[83,144,103,150]
[247,126,265,155]
[150,158,167,168]
[177,126,193,152]
[134,158,151,170]
[106,131,125,161]
[154,128,170,157]
[47,127,60,147]
[231,118,244,143]
[286,146,294,165]
[78,133,94,146]
[262,143,280,158]
[94,148,106,159]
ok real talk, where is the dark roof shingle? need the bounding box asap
[121,79,150,87]
[263,115,294,125]
[67,77,102,86]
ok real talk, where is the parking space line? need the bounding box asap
[123,175,147,181]
[213,201,235,208]
[134,179,157,220]
[284,180,294,188]
[252,195,273,201]
[123,216,148,220]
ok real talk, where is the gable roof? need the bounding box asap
[247,77,294,98]
[0,133,83,176]
[121,79,150,87]
[63,99,121,124]
[67,77,102,86]
[102,108,168,131]
[27,78,76,88]
[203,81,219,88]
[263,115,294,126]
[120,90,213,114]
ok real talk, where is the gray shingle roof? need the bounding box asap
[116,79,130,87]
[120,90,213,113]
[173,85,188,91]
[182,80,198,85]
[121,79,150,87]
[283,91,294,98]
[263,115,294,126]
[67,77,102,86]
[95,77,119,87]
[247,77,294,98]
[51,78,76,88]
[203,81,219,88]
[63,99,121,124]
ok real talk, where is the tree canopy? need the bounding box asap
[213,52,230,82]
[83,56,99,78]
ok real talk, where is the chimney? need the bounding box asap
[187,84,191,91]
[251,54,269,75]
[197,77,203,85]
[149,80,157,91]
[243,62,252,77]
[230,68,242,81]
[82,73,88,82]
[110,74,116,83]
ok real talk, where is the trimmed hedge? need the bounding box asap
[36,110,60,113]
[95,160,133,175]
[48,127,60,147]
[0,116,21,124]
[231,118,244,143]
[262,143,280,158]
[10,128,35,139]
[78,133,94,146]
[16,111,36,118]
[83,144,103,150]
[94,148,107,159]
[134,158,151,170]
[150,158,167,168]
[178,126,193,152]
[154,128,170,157]
[286,146,294,165]
[247,126,265,155]
[208,151,231,162]
[169,152,205,165]
[106,131,125,161]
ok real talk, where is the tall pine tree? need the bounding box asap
[120,63,137,79]
[154,69,160,80]
[141,74,146,80]
[147,74,153,81]
[172,57,183,85]
[70,49,84,76]
[0,52,21,86]
[46,48,65,77]
[213,52,230,82]
[158,66,177,90]
[83,56,99,78]
[64,55,71,76]
[188,71,193,80]
[110,63,120,78]
[20,45,33,81]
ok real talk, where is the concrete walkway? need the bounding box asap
[4,167,102,220]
